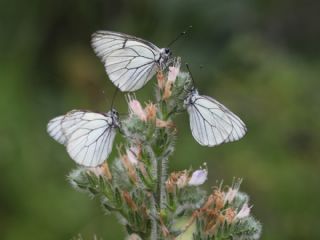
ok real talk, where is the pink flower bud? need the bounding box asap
[128,98,147,121]
[224,188,238,204]
[236,203,251,219]
[126,147,139,165]
[167,66,180,83]
[168,58,181,83]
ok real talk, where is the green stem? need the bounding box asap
[150,194,158,240]
[157,149,168,210]
[158,99,169,209]
[154,99,171,239]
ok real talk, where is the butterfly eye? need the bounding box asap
[165,48,171,54]
[112,109,118,116]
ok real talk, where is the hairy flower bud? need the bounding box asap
[163,81,173,100]
[224,179,241,204]
[168,65,180,82]
[163,58,181,100]
[123,191,138,211]
[126,146,140,165]
[224,187,238,204]
[128,96,147,121]
[120,152,138,184]
[127,234,142,240]
[156,119,175,128]
[176,171,189,189]
[166,171,188,192]
[236,203,251,219]
[89,163,112,180]
[157,71,165,90]
[213,190,225,210]
[145,102,157,121]
[224,208,236,223]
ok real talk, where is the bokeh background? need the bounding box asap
[1,0,319,239]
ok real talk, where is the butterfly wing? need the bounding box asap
[92,31,160,92]
[187,94,247,146]
[47,116,68,144]
[47,110,117,167]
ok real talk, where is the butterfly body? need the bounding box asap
[106,108,121,128]
[92,31,172,92]
[47,109,120,167]
[184,88,247,147]
[158,48,172,69]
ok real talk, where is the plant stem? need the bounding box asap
[150,194,158,240]
[154,98,171,239]
[158,155,168,210]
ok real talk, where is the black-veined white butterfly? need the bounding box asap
[47,109,120,167]
[184,88,247,147]
[91,31,172,92]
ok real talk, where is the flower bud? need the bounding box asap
[224,188,238,204]
[162,59,181,100]
[126,146,140,165]
[213,190,225,210]
[224,208,236,223]
[120,152,138,184]
[224,179,241,204]
[236,203,251,219]
[166,171,187,192]
[165,177,176,193]
[157,71,165,90]
[128,96,147,121]
[89,163,112,180]
[162,81,173,100]
[156,119,175,128]
[101,162,112,180]
[167,65,180,82]
[145,102,157,121]
[176,171,189,189]
[123,191,138,211]
[127,234,142,240]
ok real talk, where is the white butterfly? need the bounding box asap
[184,89,247,146]
[47,109,120,167]
[91,31,172,92]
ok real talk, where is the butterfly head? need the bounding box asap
[109,108,120,128]
[159,48,172,69]
[164,48,171,55]
[184,88,199,106]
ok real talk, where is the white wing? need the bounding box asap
[47,116,67,144]
[92,31,160,92]
[187,95,247,147]
[47,110,117,167]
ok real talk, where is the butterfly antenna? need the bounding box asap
[185,63,196,86]
[111,87,119,109]
[167,25,193,47]
[102,90,111,107]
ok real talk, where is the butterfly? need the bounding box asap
[91,31,172,92]
[47,109,120,167]
[184,88,247,147]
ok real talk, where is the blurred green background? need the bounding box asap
[1,0,319,239]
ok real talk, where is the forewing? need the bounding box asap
[187,95,246,146]
[92,31,160,91]
[47,116,67,144]
[92,31,159,60]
